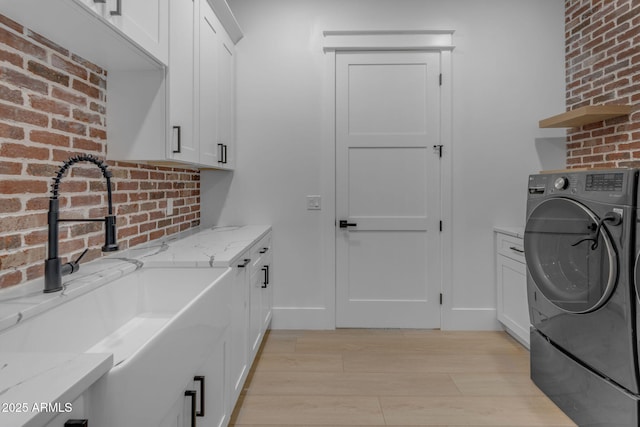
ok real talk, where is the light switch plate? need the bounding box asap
[306,195,321,210]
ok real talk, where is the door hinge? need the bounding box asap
[439,73,442,86]
[439,293,443,305]
[433,144,443,158]
[439,220,443,232]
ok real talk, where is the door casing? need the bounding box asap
[320,30,454,329]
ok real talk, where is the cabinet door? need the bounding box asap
[496,255,530,346]
[229,260,250,406]
[261,255,273,333]
[106,0,168,64]
[43,394,86,427]
[249,265,264,359]
[168,0,198,164]
[197,0,220,166]
[217,36,235,169]
[198,327,230,427]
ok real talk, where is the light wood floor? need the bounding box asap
[229,329,576,426]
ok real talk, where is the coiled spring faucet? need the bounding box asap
[44,155,119,293]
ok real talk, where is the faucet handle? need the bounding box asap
[63,248,89,275]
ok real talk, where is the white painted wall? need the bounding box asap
[201,0,566,329]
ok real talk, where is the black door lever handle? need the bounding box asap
[339,220,357,228]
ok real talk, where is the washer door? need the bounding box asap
[524,198,617,313]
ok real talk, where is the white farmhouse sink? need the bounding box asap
[0,266,232,427]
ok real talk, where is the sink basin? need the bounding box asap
[0,266,232,427]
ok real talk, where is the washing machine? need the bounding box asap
[525,169,640,426]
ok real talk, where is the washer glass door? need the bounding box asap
[524,198,617,313]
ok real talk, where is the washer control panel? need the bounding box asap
[585,172,624,192]
[528,170,636,205]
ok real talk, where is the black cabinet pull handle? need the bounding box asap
[509,246,524,254]
[223,144,228,164]
[172,126,181,153]
[261,265,269,288]
[218,143,223,163]
[194,376,205,417]
[237,258,251,268]
[93,0,106,3]
[110,0,122,15]
[185,390,197,427]
[259,247,269,254]
[339,220,357,228]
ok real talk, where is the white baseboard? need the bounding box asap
[271,306,502,331]
[443,307,502,330]
[271,306,334,330]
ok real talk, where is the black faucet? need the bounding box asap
[44,155,119,293]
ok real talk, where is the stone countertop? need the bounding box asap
[493,226,525,239]
[0,352,113,427]
[137,225,272,268]
[0,224,271,427]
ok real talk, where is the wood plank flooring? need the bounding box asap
[230,329,577,426]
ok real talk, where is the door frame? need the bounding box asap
[320,30,455,329]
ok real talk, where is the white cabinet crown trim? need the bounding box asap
[322,30,455,52]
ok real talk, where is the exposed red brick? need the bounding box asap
[29,95,70,116]
[0,142,49,160]
[0,47,22,67]
[0,102,48,127]
[58,180,87,193]
[0,212,47,233]
[0,15,23,33]
[89,72,106,90]
[0,179,48,195]
[52,54,87,80]
[52,87,86,107]
[0,197,21,213]
[30,130,70,147]
[25,196,53,211]
[24,229,48,246]
[0,270,22,289]
[26,162,59,177]
[0,234,21,251]
[71,53,104,75]
[73,137,103,152]
[0,83,23,104]
[72,108,102,125]
[52,118,86,136]
[0,26,46,60]
[27,30,69,56]
[72,79,100,99]
[27,60,70,86]
[89,127,106,140]
[70,194,102,207]
[0,122,24,140]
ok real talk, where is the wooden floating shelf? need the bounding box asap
[539,105,633,128]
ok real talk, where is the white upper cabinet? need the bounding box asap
[104,0,169,65]
[168,0,198,164]
[198,2,221,166]
[217,35,236,169]
[107,0,240,169]
[0,0,168,69]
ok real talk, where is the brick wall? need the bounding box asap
[565,0,640,168]
[0,14,200,289]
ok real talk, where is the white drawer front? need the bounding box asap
[496,233,525,263]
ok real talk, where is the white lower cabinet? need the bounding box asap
[495,230,530,348]
[159,329,230,427]
[43,394,88,427]
[155,273,233,427]
[229,256,251,407]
